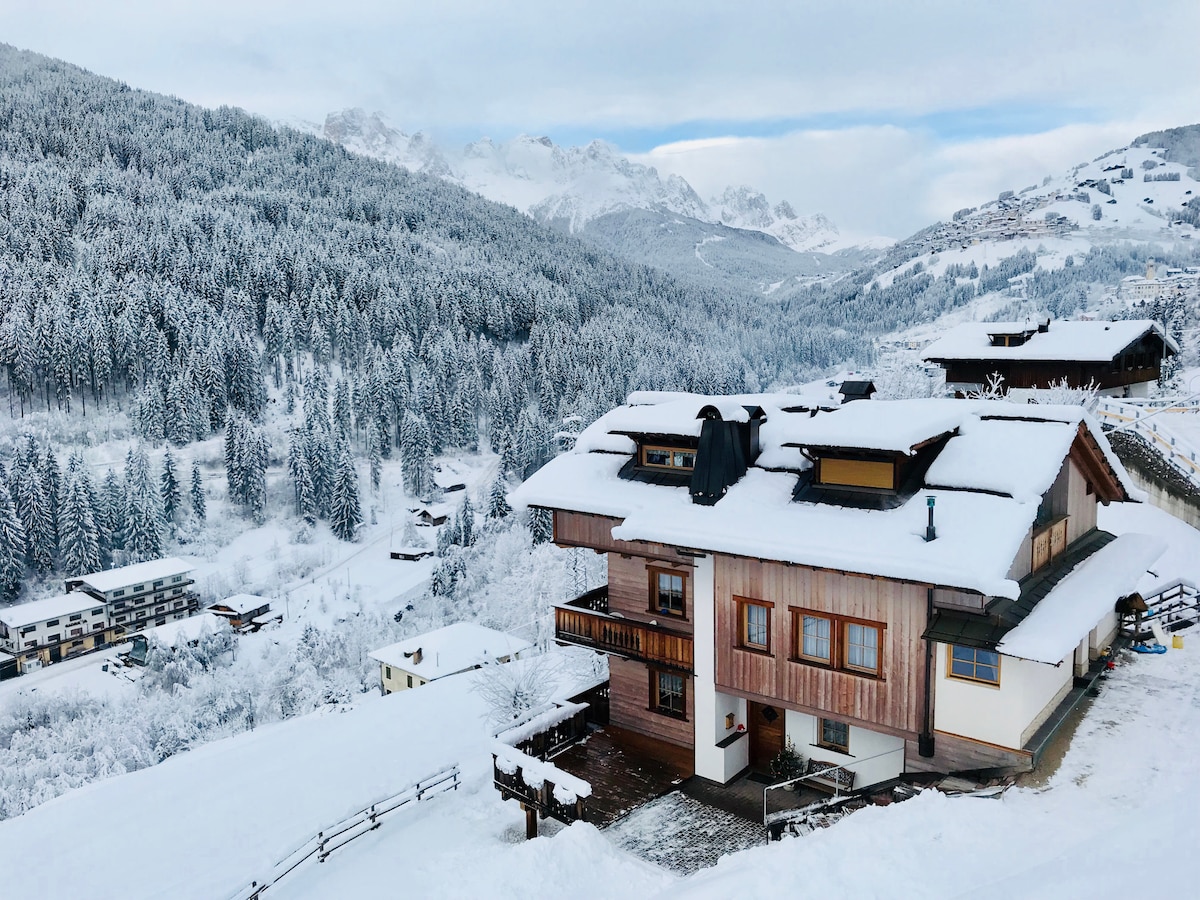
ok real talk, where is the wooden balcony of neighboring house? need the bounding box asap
[554,586,694,674]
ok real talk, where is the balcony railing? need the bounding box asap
[555,588,693,673]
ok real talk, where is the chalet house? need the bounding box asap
[512,393,1163,791]
[369,622,532,695]
[66,557,199,638]
[207,594,272,630]
[922,319,1178,399]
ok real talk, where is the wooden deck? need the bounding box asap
[552,726,692,828]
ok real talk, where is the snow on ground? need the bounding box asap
[0,648,606,900]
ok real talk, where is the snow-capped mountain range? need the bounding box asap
[320,108,888,255]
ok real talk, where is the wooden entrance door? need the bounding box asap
[748,702,784,773]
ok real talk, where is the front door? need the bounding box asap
[748,702,784,773]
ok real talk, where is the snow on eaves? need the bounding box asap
[925,417,1076,502]
[997,533,1166,664]
[922,319,1178,363]
[0,593,102,629]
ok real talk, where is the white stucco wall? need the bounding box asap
[784,710,904,790]
[933,643,1072,749]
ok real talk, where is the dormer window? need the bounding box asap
[640,445,696,471]
[815,454,897,491]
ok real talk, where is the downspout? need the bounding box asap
[919,587,936,758]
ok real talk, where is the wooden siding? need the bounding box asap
[607,552,694,634]
[608,655,694,750]
[553,510,700,563]
[942,360,1160,391]
[714,556,928,737]
[932,588,985,613]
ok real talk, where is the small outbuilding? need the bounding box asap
[369,622,533,695]
[207,594,272,630]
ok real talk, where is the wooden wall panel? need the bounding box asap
[1066,458,1097,543]
[714,556,928,737]
[607,553,694,635]
[553,510,699,564]
[607,655,694,749]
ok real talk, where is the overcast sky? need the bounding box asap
[5,1,1200,236]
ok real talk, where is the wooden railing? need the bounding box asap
[493,755,587,827]
[554,606,693,673]
[563,585,609,613]
[225,766,460,900]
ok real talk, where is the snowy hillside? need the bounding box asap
[317,109,887,256]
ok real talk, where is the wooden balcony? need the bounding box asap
[555,588,693,674]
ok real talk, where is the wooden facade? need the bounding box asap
[937,329,1171,393]
[608,655,694,750]
[714,557,929,740]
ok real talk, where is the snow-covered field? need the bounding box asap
[1,501,1197,899]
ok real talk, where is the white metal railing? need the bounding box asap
[1096,398,1200,488]
[226,765,460,900]
[761,746,905,829]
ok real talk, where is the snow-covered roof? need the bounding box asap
[924,417,1077,502]
[512,395,1139,599]
[772,398,964,453]
[369,622,533,679]
[0,593,103,629]
[134,614,227,648]
[996,533,1166,664]
[922,319,1178,363]
[210,594,270,615]
[72,557,193,593]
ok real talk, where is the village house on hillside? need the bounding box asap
[369,622,532,695]
[922,318,1177,398]
[0,557,198,676]
[512,392,1163,792]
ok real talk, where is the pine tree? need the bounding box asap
[58,471,100,576]
[486,472,511,519]
[400,410,434,499]
[367,421,382,493]
[14,456,55,573]
[329,441,362,541]
[190,462,206,523]
[0,478,27,601]
[529,507,552,545]
[458,494,475,547]
[100,469,125,551]
[160,449,181,524]
[124,447,164,562]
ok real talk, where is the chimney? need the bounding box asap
[405,647,423,666]
[1038,317,1050,333]
[925,496,937,542]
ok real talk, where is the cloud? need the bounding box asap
[4,1,1200,234]
[634,117,1184,238]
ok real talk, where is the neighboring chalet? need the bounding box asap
[370,622,532,695]
[512,393,1163,790]
[208,594,272,630]
[1,557,199,675]
[922,319,1178,398]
